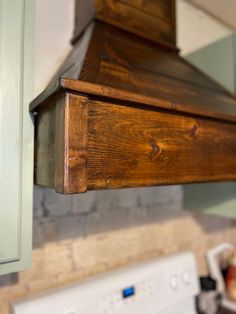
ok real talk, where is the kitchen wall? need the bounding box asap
[0,1,235,313]
[177,0,232,55]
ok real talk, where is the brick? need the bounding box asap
[58,215,85,241]
[43,243,74,277]
[28,277,59,295]
[19,249,45,284]
[0,273,18,287]
[33,217,58,248]
[136,186,182,208]
[71,191,97,214]
[43,188,74,216]
[33,186,46,218]
[2,185,236,314]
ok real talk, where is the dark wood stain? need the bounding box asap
[95,0,176,49]
[87,99,236,191]
[34,92,236,194]
[63,94,88,194]
[31,0,236,194]
[219,308,235,314]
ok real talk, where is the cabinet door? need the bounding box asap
[0,0,34,274]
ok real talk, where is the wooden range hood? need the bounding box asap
[31,0,236,194]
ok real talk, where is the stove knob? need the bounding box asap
[169,275,179,290]
[182,271,191,285]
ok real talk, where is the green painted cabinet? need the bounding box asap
[184,34,236,218]
[0,0,34,274]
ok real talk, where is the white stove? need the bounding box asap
[13,252,199,314]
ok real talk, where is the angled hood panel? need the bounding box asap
[31,21,236,122]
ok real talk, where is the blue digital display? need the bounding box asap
[122,286,135,299]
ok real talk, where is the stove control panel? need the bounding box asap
[13,252,199,314]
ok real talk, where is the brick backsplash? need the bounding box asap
[0,186,236,313]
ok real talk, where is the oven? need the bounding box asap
[13,252,199,314]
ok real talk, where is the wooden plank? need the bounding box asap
[62,77,173,108]
[34,92,236,194]
[100,25,215,90]
[35,93,89,194]
[73,0,176,48]
[63,94,88,194]
[97,60,236,120]
[120,0,170,20]
[55,95,66,192]
[219,307,235,314]
[96,0,176,48]
[86,98,236,191]
[59,79,236,124]
[120,0,143,9]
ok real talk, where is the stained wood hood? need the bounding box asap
[31,0,236,194]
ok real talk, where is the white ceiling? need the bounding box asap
[187,0,236,29]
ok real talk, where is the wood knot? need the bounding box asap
[149,139,161,160]
[190,123,199,137]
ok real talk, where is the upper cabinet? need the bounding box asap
[32,1,236,195]
[0,0,34,274]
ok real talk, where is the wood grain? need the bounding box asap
[32,0,236,194]
[78,22,236,122]
[219,308,235,314]
[34,94,88,194]
[63,94,88,194]
[87,99,236,191]
[54,94,66,193]
[35,93,236,194]
[72,0,176,48]
[60,78,236,123]
[96,0,176,48]
[31,21,236,124]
